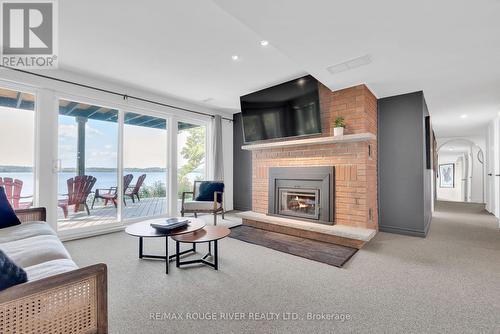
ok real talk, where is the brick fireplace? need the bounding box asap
[240,84,378,248]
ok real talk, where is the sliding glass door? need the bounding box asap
[57,99,119,230]
[0,86,36,209]
[123,112,168,220]
[54,96,211,233]
[177,121,207,212]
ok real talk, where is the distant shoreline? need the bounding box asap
[0,166,167,173]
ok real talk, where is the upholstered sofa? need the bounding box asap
[0,208,107,333]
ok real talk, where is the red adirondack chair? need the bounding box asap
[58,175,97,218]
[0,177,32,209]
[125,174,147,204]
[92,174,133,208]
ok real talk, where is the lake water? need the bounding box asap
[0,172,170,197]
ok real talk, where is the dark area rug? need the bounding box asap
[229,225,357,267]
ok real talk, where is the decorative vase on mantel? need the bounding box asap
[333,116,345,137]
[333,126,344,136]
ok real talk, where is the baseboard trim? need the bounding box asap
[378,224,427,238]
[423,215,432,236]
[59,224,125,242]
[234,205,252,212]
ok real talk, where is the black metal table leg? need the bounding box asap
[177,241,220,270]
[139,237,143,259]
[176,241,180,268]
[165,236,169,274]
[136,236,197,275]
[214,240,218,270]
[208,241,211,254]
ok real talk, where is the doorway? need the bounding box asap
[436,139,484,203]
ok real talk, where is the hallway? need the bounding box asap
[356,200,500,332]
[432,201,499,248]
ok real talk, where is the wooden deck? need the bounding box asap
[58,197,168,230]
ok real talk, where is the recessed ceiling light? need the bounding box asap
[231,55,239,61]
[260,40,269,46]
[449,148,454,151]
[297,78,306,86]
[460,114,467,118]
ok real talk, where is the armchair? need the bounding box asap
[0,177,33,209]
[181,181,224,225]
[92,174,133,209]
[58,175,97,218]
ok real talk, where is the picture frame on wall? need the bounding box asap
[439,163,454,188]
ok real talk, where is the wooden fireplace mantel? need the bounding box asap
[241,133,376,151]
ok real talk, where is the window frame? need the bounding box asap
[0,79,39,207]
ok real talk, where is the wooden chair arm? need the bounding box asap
[95,187,116,195]
[0,263,108,333]
[17,195,33,199]
[213,191,224,210]
[14,207,46,223]
[181,191,194,207]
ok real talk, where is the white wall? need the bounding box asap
[485,117,500,218]
[437,153,463,202]
[221,119,234,211]
[470,144,484,203]
[0,68,234,234]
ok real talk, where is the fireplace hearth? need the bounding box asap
[268,166,334,224]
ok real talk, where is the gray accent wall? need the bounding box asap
[378,91,433,237]
[233,113,252,211]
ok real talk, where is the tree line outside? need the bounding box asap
[137,126,206,200]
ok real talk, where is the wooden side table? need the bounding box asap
[171,226,231,270]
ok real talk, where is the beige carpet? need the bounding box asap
[64,202,500,333]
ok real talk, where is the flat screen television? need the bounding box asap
[240,75,322,143]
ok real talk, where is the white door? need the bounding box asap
[462,153,469,201]
[495,118,500,218]
[486,122,495,213]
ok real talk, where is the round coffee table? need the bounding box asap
[171,225,231,270]
[125,218,205,274]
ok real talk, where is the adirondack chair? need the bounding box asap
[92,174,133,209]
[0,177,32,209]
[125,174,146,204]
[58,175,97,218]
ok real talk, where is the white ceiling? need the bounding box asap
[58,0,500,137]
[438,138,483,154]
[58,0,303,113]
[439,142,472,155]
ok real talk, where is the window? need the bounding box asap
[0,87,36,209]
[123,112,168,219]
[57,99,118,229]
[177,122,207,212]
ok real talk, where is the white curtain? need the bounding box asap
[212,115,224,181]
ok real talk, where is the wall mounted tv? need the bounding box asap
[240,75,322,143]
